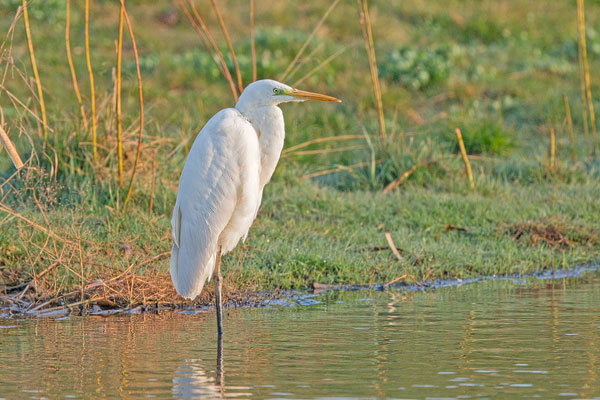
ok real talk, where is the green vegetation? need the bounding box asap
[0,0,599,310]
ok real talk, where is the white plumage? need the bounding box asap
[170,79,340,300]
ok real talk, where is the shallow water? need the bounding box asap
[1,275,600,399]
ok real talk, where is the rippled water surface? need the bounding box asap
[2,275,600,399]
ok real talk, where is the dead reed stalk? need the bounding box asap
[292,45,349,87]
[84,0,97,161]
[148,148,157,214]
[250,0,256,82]
[65,0,88,132]
[549,127,556,170]
[209,0,243,93]
[121,1,144,212]
[180,0,238,101]
[279,0,341,82]
[577,0,598,155]
[0,121,23,169]
[384,232,404,262]
[563,94,576,162]
[21,0,48,143]
[115,1,125,186]
[455,128,475,190]
[576,0,591,156]
[357,0,386,143]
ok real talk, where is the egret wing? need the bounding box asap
[170,108,259,299]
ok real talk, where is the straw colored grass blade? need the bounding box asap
[65,0,88,132]
[84,0,97,162]
[357,0,385,143]
[22,0,48,143]
[183,0,238,101]
[549,127,556,170]
[577,0,598,155]
[384,232,404,262]
[116,1,125,186]
[282,134,364,154]
[121,1,144,212]
[210,0,243,93]
[455,128,475,190]
[250,0,256,82]
[292,45,348,87]
[563,94,576,162]
[0,121,23,169]
[576,0,591,156]
[279,0,341,82]
[148,148,157,214]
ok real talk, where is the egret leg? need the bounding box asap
[216,328,224,387]
[214,245,223,336]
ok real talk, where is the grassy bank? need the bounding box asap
[1,0,600,312]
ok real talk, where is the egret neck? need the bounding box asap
[235,102,285,190]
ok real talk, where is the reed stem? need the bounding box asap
[549,127,556,170]
[0,120,23,169]
[148,148,157,214]
[84,0,97,162]
[455,128,475,190]
[279,0,340,82]
[250,0,256,82]
[357,0,386,144]
[121,1,144,212]
[576,0,591,156]
[22,0,48,143]
[184,0,238,102]
[210,0,243,93]
[578,0,598,155]
[563,94,576,162]
[116,1,124,186]
[65,0,88,132]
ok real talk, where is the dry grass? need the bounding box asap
[65,0,88,132]
[454,128,475,190]
[84,0,97,162]
[357,0,385,144]
[115,0,125,186]
[505,220,599,250]
[121,1,145,212]
[21,0,47,143]
[563,94,575,162]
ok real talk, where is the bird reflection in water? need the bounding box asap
[172,334,226,399]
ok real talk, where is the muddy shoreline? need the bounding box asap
[1,264,598,319]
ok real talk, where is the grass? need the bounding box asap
[1,0,600,312]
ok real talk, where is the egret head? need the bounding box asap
[236,79,340,111]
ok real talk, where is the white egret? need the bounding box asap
[170,79,340,335]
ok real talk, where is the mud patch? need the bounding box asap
[505,220,598,250]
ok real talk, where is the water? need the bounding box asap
[1,276,600,399]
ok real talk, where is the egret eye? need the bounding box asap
[273,88,279,95]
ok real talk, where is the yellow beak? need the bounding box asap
[287,88,341,103]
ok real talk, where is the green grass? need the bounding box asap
[1,0,600,306]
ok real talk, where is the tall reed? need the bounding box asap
[279,0,341,82]
[455,128,475,190]
[179,0,238,101]
[563,94,575,162]
[357,0,386,144]
[115,1,125,186]
[250,0,257,82]
[576,0,591,156]
[210,0,243,93]
[21,0,48,143]
[549,127,556,170]
[84,0,97,161]
[121,1,144,212]
[577,0,598,155]
[0,118,23,169]
[65,0,88,132]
